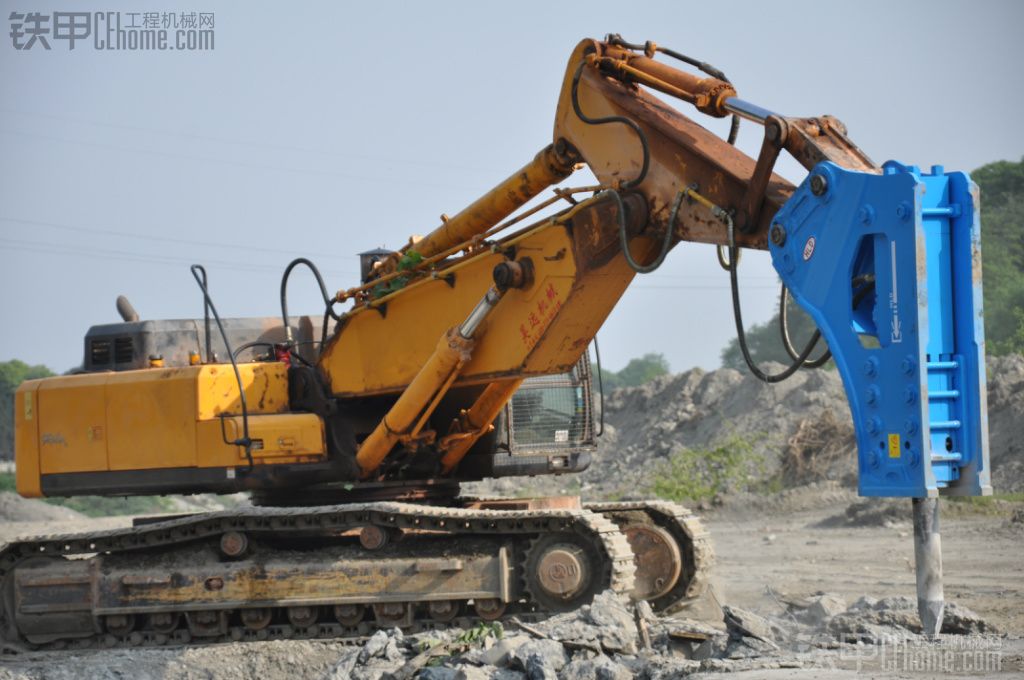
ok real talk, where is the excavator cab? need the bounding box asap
[461,354,597,480]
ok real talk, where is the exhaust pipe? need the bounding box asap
[116,295,139,322]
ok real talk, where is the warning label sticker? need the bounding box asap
[888,433,901,459]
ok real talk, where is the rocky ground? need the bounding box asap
[0,489,1020,679]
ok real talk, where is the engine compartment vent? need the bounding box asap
[114,337,134,364]
[90,340,112,366]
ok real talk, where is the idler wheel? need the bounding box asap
[622,522,682,600]
[523,533,600,612]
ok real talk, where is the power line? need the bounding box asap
[0,218,781,282]
[0,107,508,176]
[0,239,773,291]
[0,128,495,194]
[0,216,355,262]
[0,237,354,278]
[633,283,777,290]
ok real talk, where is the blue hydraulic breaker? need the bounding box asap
[769,160,991,634]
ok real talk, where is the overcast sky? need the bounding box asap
[1,0,1022,374]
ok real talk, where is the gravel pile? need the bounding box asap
[0,492,83,522]
[988,353,1024,493]
[310,590,1000,680]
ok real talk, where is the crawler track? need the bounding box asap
[0,501,638,651]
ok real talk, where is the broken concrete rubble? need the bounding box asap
[314,589,1009,680]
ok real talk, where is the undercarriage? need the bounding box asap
[0,497,711,650]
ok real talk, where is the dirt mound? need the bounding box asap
[0,492,83,523]
[988,353,1024,492]
[469,363,853,500]
[826,596,997,641]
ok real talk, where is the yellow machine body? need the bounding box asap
[14,363,326,498]
[321,202,659,398]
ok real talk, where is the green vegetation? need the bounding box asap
[453,621,503,645]
[1,360,55,458]
[975,159,1024,355]
[600,352,670,390]
[648,434,768,502]
[44,495,177,518]
[943,492,1024,519]
[419,621,505,667]
[720,157,1024,365]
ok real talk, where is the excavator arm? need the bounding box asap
[325,36,988,507]
[325,37,990,637]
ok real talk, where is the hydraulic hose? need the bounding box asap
[570,61,650,190]
[280,257,342,355]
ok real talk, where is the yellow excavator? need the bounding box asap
[8,35,989,647]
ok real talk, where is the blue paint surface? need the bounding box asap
[769,162,990,498]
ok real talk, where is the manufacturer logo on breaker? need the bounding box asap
[802,236,816,261]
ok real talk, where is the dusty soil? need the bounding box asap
[0,489,1019,679]
[706,487,1024,636]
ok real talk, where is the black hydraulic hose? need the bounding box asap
[232,341,275,362]
[779,285,832,369]
[779,276,877,368]
[615,188,684,274]
[190,265,254,471]
[570,62,650,190]
[232,340,316,370]
[724,218,822,384]
[280,257,342,356]
[193,264,214,362]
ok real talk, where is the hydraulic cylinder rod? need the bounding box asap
[439,378,524,474]
[407,144,577,261]
[354,287,505,479]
